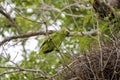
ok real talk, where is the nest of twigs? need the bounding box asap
[54,41,120,80]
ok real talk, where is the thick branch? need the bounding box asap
[0,30,98,46]
[0,30,55,46]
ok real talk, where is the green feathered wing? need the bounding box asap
[40,30,69,54]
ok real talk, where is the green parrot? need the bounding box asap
[40,30,69,54]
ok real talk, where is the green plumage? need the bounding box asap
[40,30,69,54]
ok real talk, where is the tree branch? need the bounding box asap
[0,67,51,79]
[0,30,55,46]
[69,30,98,36]
[0,6,22,34]
[0,30,98,46]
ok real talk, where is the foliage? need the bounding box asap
[0,0,119,80]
